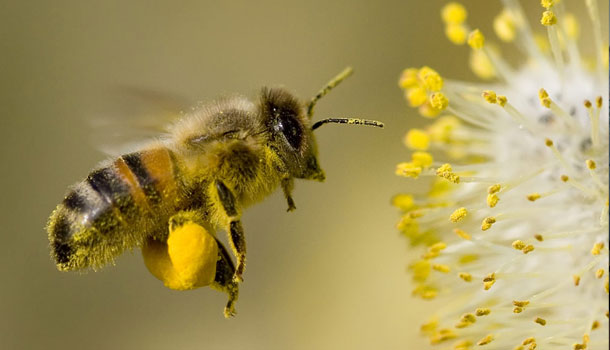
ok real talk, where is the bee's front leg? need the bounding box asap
[214,180,246,283]
[281,177,296,212]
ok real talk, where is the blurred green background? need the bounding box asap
[1,1,606,349]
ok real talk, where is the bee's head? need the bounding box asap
[259,67,383,183]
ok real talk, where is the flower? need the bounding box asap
[395,1,608,349]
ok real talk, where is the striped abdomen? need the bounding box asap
[48,147,180,271]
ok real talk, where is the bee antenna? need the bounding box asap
[311,118,384,131]
[306,67,354,119]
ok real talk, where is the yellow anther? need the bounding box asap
[418,101,441,118]
[429,328,456,343]
[398,68,419,89]
[481,217,496,231]
[586,159,596,170]
[541,97,551,108]
[419,66,443,91]
[470,49,496,79]
[534,234,544,241]
[592,320,600,330]
[561,174,569,182]
[534,317,547,326]
[488,184,501,194]
[584,99,593,108]
[406,86,428,107]
[541,11,557,26]
[450,207,468,222]
[527,193,541,201]
[429,242,447,252]
[405,129,430,150]
[573,344,586,350]
[512,240,526,250]
[596,269,604,279]
[412,151,434,168]
[430,92,449,110]
[523,337,536,345]
[583,333,590,344]
[591,242,604,255]
[445,23,467,45]
[605,278,609,293]
[484,280,495,290]
[482,90,497,104]
[436,163,460,184]
[476,308,491,316]
[523,245,535,254]
[460,313,476,324]
[454,228,471,240]
[513,300,530,307]
[441,2,467,25]
[458,272,472,282]
[545,138,554,147]
[487,194,499,208]
[454,340,473,350]
[494,10,516,42]
[477,334,494,346]
[396,162,422,179]
[432,264,451,273]
[596,96,603,108]
[410,260,431,282]
[391,194,414,211]
[562,13,579,39]
[539,88,549,99]
[541,0,555,8]
[573,275,581,286]
[483,273,495,282]
[467,29,485,49]
[420,319,438,334]
[513,307,523,313]
[496,95,507,106]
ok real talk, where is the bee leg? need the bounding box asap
[215,180,246,283]
[210,237,240,318]
[281,177,296,212]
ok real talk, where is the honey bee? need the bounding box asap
[47,67,383,317]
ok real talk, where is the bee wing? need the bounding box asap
[89,86,192,156]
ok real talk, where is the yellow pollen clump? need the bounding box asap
[513,300,530,307]
[433,264,451,273]
[436,163,460,184]
[534,234,544,241]
[527,193,541,201]
[454,228,471,240]
[535,317,547,326]
[481,217,496,231]
[541,11,557,26]
[596,269,604,279]
[399,68,418,88]
[477,334,494,346]
[573,275,581,286]
[523,245,535,254]
[563,13,579,39]
[459,272,472,282]
[540,0,555,9]
[476,308,491,316]
[441,2,467,25]
[487,194,499,207]
[406,86,428,107]
[483,90,497,104]
[412,151,434,168]
[396,162,422,178]
[494,10,516,42]
[586,159,596,170]
[391,194,414,211]
[488,184,501,194]
[467,29,485,49]
[405,129,430,150]
[591,242,604,255]
[496,95,507,106]
[419,66,443,91]
[430,92,449,110]
[512,240,526,250]
[445,23,467,45]
[450,207,468,222]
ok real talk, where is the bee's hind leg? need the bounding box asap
[211,238,240,318]
[281,177,296,212]
[214,180,246,283]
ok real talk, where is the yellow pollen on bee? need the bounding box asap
[513,300,530,307]
[512,240,526,250]
[596,269,604,279]
[454,228,472,240]
[496,95,507,107]
[488,184,501,194]
[459,272,472,282]
[540,0,555,9]
[534,317,547,326]
[523,245,535,254]
[433,264,451,273]
[476,308,491,316]
[573,275,581,286]
[430,92,449,110]
[592,320,600,330]
[396,162,422,179]
[441,2,467,25]
[477,334,494,346]
[527,193,541,201]
[591,242,604,255]
[398,68,419,88]
[483,90,497,104]
[436,163,460,184]
[541,11,557,26]
[534,234,544,242]
[405,129,430,150]
[494,10,516,42]
[412,151,434,168]
[481,217,496,231]
[487,194,499,207]
[467,29,485,49]
[450,207,468,222]
[445,23,468,45]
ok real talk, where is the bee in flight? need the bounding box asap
[47,67,383,317]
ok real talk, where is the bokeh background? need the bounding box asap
[1,1,607,349]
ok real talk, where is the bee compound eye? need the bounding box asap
[278,114,302,150]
